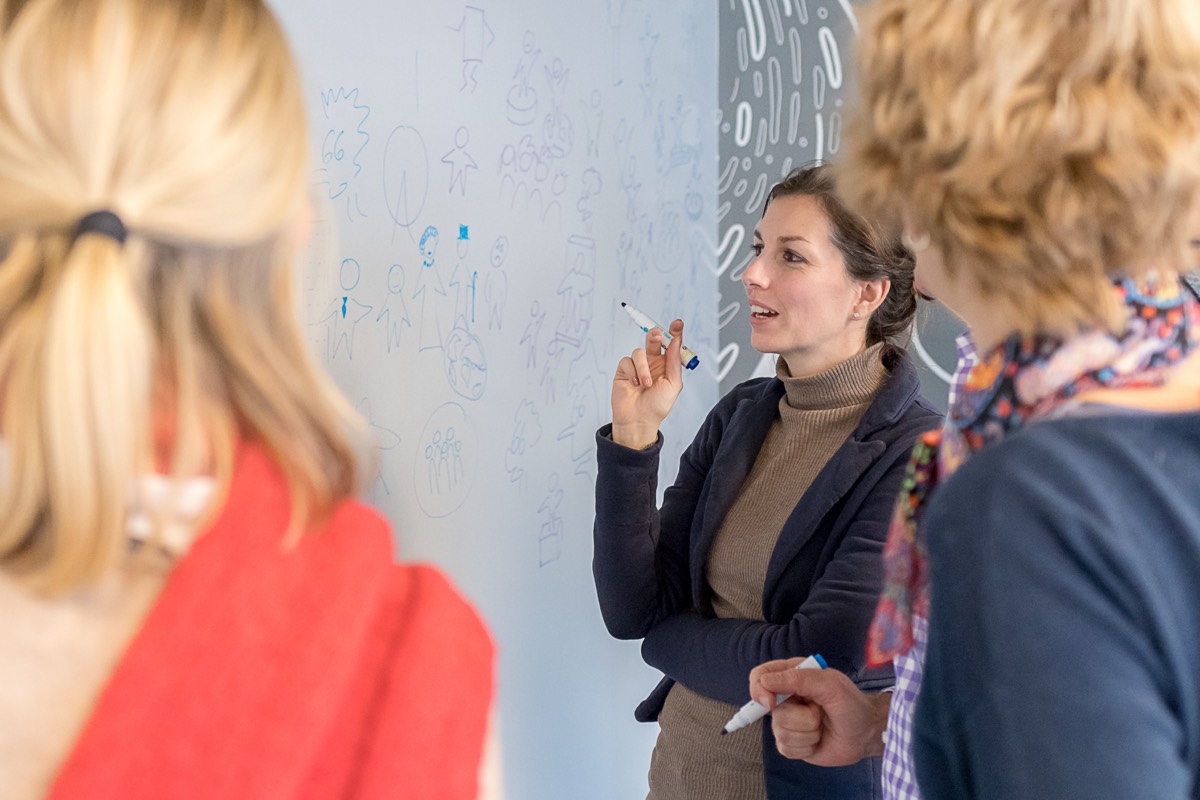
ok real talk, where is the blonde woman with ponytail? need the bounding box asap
[0,1,494,797]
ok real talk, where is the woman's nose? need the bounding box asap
[741,252,766,289]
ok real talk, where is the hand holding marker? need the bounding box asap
[721,654,827,735]
[620,302,700,370]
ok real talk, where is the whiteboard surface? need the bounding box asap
[271,3,719,797]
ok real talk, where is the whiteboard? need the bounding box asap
[270,3,719,797]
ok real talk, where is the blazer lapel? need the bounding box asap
[762,436,885,590]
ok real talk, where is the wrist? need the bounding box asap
[861,692,892,758]
[611,422,659,450]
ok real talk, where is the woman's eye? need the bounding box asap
[783,250,807,264]
[750,243,764,256]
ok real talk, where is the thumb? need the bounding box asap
[758,668,837,706]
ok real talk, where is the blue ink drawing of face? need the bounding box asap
[420,225,440,268]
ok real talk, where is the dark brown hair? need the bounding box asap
[764,163,917,357]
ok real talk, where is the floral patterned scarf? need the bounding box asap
[866,274,1200,666]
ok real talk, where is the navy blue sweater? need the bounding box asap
[916,410,1200,800]
[594,350,941,799]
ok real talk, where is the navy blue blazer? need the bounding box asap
[593,349,941,799]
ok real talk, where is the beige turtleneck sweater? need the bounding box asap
[647,343,887,800]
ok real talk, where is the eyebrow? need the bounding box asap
[753,230,810,245]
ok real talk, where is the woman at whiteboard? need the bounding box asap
[748,1,1200,798]
[592,164,940,800]
[0,1,495,797]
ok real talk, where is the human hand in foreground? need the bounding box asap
[610,319,685,450]
[749,658,891,766]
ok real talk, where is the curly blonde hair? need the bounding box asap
[837,0,1200,336]
[0,0,365,593]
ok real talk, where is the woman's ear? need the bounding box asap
[857,277,891,316]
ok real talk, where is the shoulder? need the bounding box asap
[693,375,782,438]
[861,349,943,442]
[714,375,781,413]
[925,411,1200,582]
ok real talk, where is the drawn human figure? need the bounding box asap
[558,372,600,480]
[541,57,574,159]
[668,94,697,171]
[412,225,447,351]
[357,398,401,502]
[448,5,495,92]
[447,231,473,325]
[413,403,474,519]
[551,236,596,352]
[442,126,478,197]
[483,235,509,331]
[638,21,659,117]
[577,168,603,231]
[607,0,628,86]
[521,300,545,369]
[537,473,564,567]
[424,426,464,496]
[320,257,373,361]
[504,399,542,489]
[316,87,370,222]
[506,30,540,126]
[581,89,603,158]
[375,263,412,352]
[540,337,567,405]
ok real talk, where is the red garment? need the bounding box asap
[49,445,494,800]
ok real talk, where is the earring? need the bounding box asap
[852,310,862,319]
[902,230,931,252]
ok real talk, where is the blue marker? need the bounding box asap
[620,301,700,370]
[721,654,827,735]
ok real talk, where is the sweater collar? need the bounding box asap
[774,342,887,412]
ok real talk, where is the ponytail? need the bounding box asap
[0,231,151,592]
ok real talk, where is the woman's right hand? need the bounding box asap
[610,319,686,450]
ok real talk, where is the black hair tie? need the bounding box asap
[75,209,127,245]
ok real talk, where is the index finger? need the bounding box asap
[663,319,684,382]
[749,657,807,707]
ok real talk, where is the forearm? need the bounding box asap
[592,426,694,637]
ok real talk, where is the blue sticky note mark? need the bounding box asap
[459,224,469,240]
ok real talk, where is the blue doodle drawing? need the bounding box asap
[442,126,478,196]
[413,402,475,519]
[413,225,447,351]
[448,5,495,92]
[581,89,604,158]
[507,30,541,125]
[558,342,603,481]
[316,88,370,222]
[537,473,564,567]
[553,236,596,349]
[448,232,476,325]
[320,258,373,361]
[577,167,603,231]
[444,316,488,401]
[483,235,509,331]
[504,399,542,490]
[357,397,401,503]
[541,57,574,159]
[497,134,563,225]
[383,126,429,243]
[639,20,660,117]
[521,300,546,370]
[375,263,412,352]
